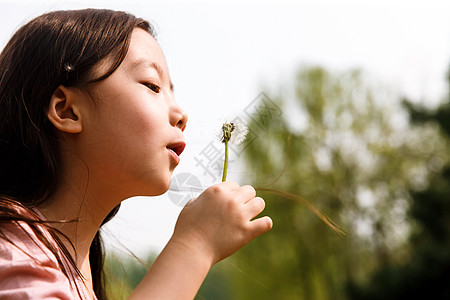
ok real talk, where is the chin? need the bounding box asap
[130,170,173,197]
[146,178,172,196]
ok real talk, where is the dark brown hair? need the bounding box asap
[0,8,154,299]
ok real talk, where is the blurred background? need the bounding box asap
[2,0,450,298]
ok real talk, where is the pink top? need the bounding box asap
[0,221,95,299]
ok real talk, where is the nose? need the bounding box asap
[170,101,188,132]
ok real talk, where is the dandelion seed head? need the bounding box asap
[220,122,234,143]
[229,119,248,145]
[219,118,248,145]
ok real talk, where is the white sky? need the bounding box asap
[1,0,450,256]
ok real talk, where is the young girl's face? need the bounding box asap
[76,28,187,197]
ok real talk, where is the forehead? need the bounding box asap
[123,28,167,73]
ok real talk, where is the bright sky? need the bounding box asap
[1,0,450,257]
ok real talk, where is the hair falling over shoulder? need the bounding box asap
[0,8,154,299]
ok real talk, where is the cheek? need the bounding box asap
[84,106,154,163]
[104,97,159,137]
[125,108,166,147]
[116,108,170,173]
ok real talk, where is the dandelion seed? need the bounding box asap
[228,118,248,145]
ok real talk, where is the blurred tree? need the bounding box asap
[347,95,450,299]
[224,66,448,299]
[195,261,232,300]
[104,252,156,300]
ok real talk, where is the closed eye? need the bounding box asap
[142,82,161,93]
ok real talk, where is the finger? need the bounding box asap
[244,197,265,219]
[207,181,240,195]
[239,185,256,203]
[220,180,240,190]
[248,216,273,239]
[183,197,198,208]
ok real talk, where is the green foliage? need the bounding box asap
[348,96,450,299]
[195,261,232,300]
[224,66,447,299]
[104,252,156,300]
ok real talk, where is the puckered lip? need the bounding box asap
[166,141,186,157]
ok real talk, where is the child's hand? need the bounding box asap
[170,181,273,266]
[130,182,272,299]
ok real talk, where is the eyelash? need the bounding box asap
[143,82,161,93]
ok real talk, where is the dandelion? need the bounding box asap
[220,119,248,182]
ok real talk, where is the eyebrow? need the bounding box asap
[129,58,174,91]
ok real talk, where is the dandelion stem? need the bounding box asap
[256,187,346,235]
[222,140,229,182]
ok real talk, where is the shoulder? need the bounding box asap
[1,222,54,261]
[0,222,75,299]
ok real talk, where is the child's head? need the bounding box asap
[0,9,189,298]
[0,9,186,207]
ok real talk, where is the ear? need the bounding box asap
[47,85,83,134]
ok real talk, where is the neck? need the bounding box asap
[36,156,125,295]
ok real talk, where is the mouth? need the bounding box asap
[166,141,186,157]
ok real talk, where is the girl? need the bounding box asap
[0,8,272,299]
